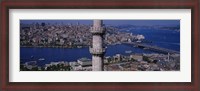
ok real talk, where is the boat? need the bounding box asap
[31,56,34,59]
[136,40,142,43]
[77,46,82,48]
[125,50,132,53]
[38,58,45,61]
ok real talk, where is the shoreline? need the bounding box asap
[20,43,121,48]
[20,45,89,49]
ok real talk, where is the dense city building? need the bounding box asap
[20,53,180,71]
[20,22,144,48]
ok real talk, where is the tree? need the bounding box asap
[143,56,151,63]
[130,58,136,62]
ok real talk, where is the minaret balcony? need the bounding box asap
[90,27,105,34]
[89,47,106,55]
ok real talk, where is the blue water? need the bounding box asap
[20,29,180,66]
[128,29,180,51]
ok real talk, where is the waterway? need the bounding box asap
[20,29,180,66]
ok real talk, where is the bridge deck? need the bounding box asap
[123,42,180,54]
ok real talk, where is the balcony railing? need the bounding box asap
[90,27,105,34]
[89,47,106,55]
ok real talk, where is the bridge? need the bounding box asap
[123,42,180,54]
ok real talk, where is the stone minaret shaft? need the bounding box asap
[90,20,105,71]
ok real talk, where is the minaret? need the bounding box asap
[90,20,105,71]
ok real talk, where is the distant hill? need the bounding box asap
[114,24,180,31]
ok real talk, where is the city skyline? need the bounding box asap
[21,20,180,26]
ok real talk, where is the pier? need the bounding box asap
[123,42,180,54]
